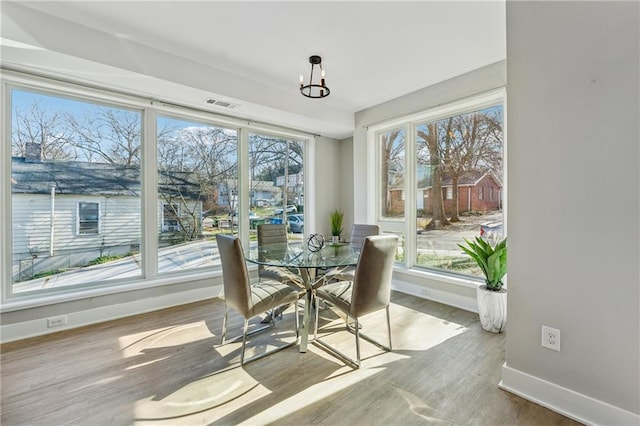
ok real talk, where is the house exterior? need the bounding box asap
[388,170,503,216]
[216,179,282,210]
[11,153,202,280]
[423,171,503,214]
[276,172,304,205]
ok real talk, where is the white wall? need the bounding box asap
[339,136,355,235]
[312,136,343,237]
[502,1,639,423]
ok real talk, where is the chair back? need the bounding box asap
[257,223,288,245]
[216,234,252,318]
[351,234,398,317]
[349,224,381,250]
[257,223,288,268]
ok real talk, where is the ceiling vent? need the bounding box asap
[205,98,239,109]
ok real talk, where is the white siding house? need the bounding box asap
[11,153,202,280]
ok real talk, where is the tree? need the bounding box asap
[250,134,303,208]
[445,110,503,221]
[68,107,141,165]
[380,129,404,217]
[157,123,238,233]
[418,106,503,227]
[417,123,450,229]
[11,101,75,160]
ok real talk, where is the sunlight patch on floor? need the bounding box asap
[237,366,384,425]
[118,321,213,354]
[389,303,467,351]
[134,367,265,421]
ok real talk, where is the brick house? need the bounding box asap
[423,170,502,214]
[388,170,502,215]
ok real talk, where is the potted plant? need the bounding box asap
[329,209,344,244]
[458,236,507,333]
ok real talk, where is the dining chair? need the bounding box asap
[313,234,398,368]
[257,224,306,322]
[323,223,381,283]
[216,234,300,365]
[256,224,304,290]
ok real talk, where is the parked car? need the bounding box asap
[287,214,304,233]
[229,211,259,225]
[274,205,297,215]
[480,221,503,244]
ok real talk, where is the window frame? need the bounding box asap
[77,201,101,235]
[1,70,315,308]
[161,202,180,232]
[369,88,506,282]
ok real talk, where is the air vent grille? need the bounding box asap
[205,98,239,109]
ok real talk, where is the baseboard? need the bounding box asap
[0,285,222,344]
[499,363,640,426]
[392,277,478,313]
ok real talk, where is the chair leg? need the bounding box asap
[386,306,392,351]
[240,319,249,366]
[314,294,319,341]
[221,303,228,344]
[354,317,361,368]
[295,298,300,339]
[227,304,298,366]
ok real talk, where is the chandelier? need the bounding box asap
[299,55,330,98]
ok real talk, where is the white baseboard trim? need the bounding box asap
[392,277,478,313]
[1,285,222,344]
[500,363,640,426]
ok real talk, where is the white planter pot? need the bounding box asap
[476,285,507,333]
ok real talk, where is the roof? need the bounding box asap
[221,179,282,195]
[440,170,503,188]
[392,170,503,190]
[11,157,201,199]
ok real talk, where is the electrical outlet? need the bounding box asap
[47,315,67,328]
[541,325,561,352]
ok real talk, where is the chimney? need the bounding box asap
[25,142,42,163]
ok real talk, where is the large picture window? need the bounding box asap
[375,91,504,281]
[10,88,143,294]
[4,75,311,300]
[249,132,305,242]
[156,114,238,273]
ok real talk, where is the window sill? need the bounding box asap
[0,269,220,313]
[393,264,482,289]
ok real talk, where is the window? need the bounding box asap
[374,90,504,282]
[156,114,238,273]
[379,128,405,220]
[249,132,305,243]
[4,74,311,300]
[10,87,142,294]
[161,203,179,232]
[444,187,453,200]
[78,202,100,235]
[377,128,406,261]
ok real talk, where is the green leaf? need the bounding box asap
[459,236,507,288]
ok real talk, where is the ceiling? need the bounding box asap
[2,1,505,139]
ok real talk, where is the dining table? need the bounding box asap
[245,239,359,352]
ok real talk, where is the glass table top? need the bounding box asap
[245,242,359,269]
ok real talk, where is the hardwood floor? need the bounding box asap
[1,292,582,425]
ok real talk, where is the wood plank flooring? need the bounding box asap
[1,292,582,425]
